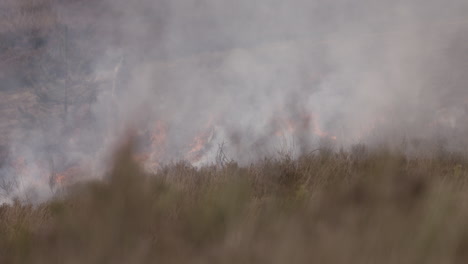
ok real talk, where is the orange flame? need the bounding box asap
[186,117,216,163]
[54,166,82,186]
[187,129,213,162]
[309,114,337,140]
[55,174,66,185]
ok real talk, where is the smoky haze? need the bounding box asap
[1,0,468,202]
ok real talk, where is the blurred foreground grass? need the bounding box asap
[2,143,468,264]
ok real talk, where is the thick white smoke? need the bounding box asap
[1,0,468,202]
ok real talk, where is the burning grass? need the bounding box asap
[1,142,468,263]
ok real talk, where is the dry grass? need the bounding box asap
[1,142,468,263]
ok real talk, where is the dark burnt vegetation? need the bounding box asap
[0,0,115,190]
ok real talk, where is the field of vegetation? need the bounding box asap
[1,141,468,263]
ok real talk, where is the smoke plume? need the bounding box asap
[1,0,468,202]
